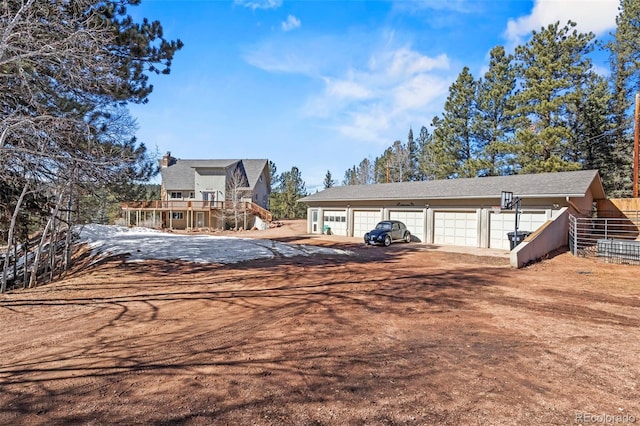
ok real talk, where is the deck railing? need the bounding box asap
[121,200,272,221]
[121,200,224,210]
[247,202,273,222]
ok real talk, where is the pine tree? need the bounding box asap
[415,126,434,180]
[407,127,419,180]
[270,167,308,219]
[567,75,616,186]
[323,170,336,189]
[342,166,357,185]
[268,161,278,187]
[1,0,183,291]
[428,67,478,178]
[513,21,594,173]
[605,0,639,197]
[473,46,518,176]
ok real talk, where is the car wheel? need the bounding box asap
[404,232,411,243]
[383,235,391,247]
[364,233,370,245]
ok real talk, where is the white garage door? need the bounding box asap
[353,210,381,238]
[434,211,478,247]
[489,211,547,250]
[323,210,347,236]
[389,210,425,242]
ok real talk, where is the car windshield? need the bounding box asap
[375,222,392,231]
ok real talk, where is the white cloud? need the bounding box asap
[505,0,618,46]
[392,0,474,13]
[244,47,316,75]
[301,46,451,145]
[336,107,392,145]
[392,74,450,111]
[371,47,450,78]
[324,78,373,100]
[245,31,452,147]
[282,15,301,32]
[243,35,348,76]
[234,0,282,11]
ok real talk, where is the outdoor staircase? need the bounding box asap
[246,202,273,222]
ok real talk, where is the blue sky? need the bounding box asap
[128,0,619,191]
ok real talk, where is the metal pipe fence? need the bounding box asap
[569,213,640,265]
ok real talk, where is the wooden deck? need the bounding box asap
[121,200,273,223]
[121,200,224,211]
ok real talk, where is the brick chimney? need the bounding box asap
[161,151,172,168]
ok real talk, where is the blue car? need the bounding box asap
[364,220,411,247]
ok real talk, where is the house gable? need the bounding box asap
[159,154,270,208]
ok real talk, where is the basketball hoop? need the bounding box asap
[501,191,514,210]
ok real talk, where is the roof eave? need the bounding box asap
[300,193,584,203]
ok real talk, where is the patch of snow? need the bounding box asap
[78,224,351,264]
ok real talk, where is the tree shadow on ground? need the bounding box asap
[3,240,633,424]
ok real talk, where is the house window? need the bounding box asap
[189,192,195,198]
[172,212,184,220]
[170,192,182,199]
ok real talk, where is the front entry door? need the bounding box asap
[311,209,319,233]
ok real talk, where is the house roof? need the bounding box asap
[160,159,268,190]
[299,170,606,203]
[241,159,269,189]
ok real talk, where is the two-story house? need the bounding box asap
[122,153,271,230]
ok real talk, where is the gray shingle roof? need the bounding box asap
[300,170,605,202]
[160,159,268,191]
[241,159,269,189]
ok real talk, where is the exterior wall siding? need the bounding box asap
[194,170,226,202]
[304,197,569,249]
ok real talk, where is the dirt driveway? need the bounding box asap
[1,221,639,425]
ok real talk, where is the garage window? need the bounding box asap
[323,211,348,236]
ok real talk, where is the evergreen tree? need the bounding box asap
[1,0,183,290]
[473,46,518,176]
[323,170,336,189]
[342,166,357,185]
[270,166,308,219]
[567,75,616,184]
[605,0,639,197]
[415,126,434,180]
[513,21,594,173]
[268,161,278,187]
[407,127,419,180]
[427,67,478,178]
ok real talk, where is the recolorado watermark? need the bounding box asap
[575,412,636,424]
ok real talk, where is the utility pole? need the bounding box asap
[634,93,639,198]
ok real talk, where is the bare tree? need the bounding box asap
[0,1,182,291]
[225,165,250,230]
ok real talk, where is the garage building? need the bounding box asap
[299,170,605,250]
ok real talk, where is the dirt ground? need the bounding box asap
[1,220,639,425]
